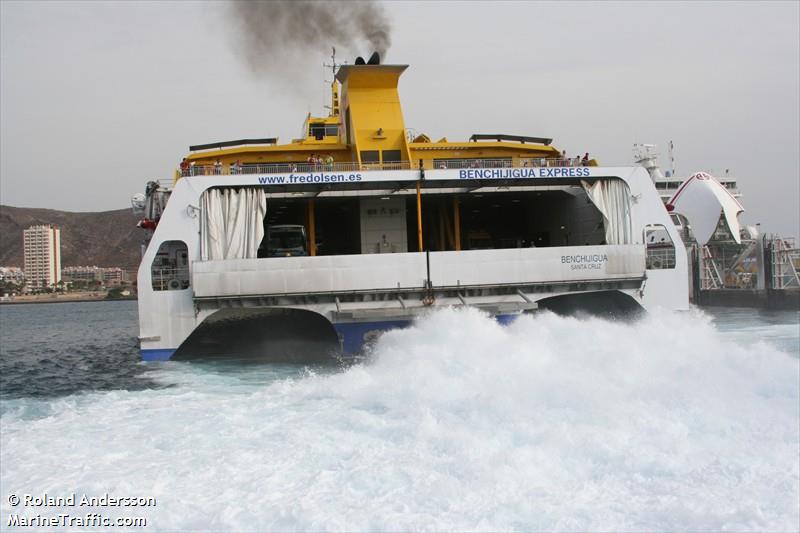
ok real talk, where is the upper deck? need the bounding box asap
[176,58,595,183]
[180,156,597,178]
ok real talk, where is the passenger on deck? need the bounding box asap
[180,158,189,176]
[581,152,590,166]
[325,155,334,170]
[214,159,222,175]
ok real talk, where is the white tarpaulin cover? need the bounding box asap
[200,188,267,260]
[667,172,744,246]
[581,179,633,245]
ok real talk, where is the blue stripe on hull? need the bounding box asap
[495,314,518,326]
[334,319,412,355]
[140,314,521,361]
[141,348,176,361]
[333,314,520,355]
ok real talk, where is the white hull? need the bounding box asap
[137,166,688,360]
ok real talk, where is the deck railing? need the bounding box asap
[431,157,587,170]
[151,267,190,291]
[645,246,677,270]
[182,161,412,177]
[180,157,592,177]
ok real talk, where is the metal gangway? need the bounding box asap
[770,237,800,290]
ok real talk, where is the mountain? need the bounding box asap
[0,205,142,269]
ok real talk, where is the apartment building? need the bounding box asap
[23,224,61,287]
[62,266,130,286]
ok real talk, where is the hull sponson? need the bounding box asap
[138,314,528,361]
[171,308,340,362]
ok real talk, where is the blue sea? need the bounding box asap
[1,300,798,531]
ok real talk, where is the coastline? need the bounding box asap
[0,293,136,305]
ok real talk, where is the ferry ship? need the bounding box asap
[632,143,761,291]
[133,55,690,361]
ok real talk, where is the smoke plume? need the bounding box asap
[229,0,392,75]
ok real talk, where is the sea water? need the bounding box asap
[1,301,798,531]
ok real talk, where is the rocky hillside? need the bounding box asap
[0,205,142,269]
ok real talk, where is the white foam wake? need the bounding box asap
[2,308,798,531]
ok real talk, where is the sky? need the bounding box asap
[1,1,798,238]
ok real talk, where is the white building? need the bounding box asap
[62,266,130,286]
[0,266,25,285]
[23,224,61,287]
[61,265,103,283]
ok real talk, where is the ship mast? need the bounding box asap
[668,140,676,177]
[323,47,340,117]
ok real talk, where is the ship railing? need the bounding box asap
[150,267,190,291]
[179,157,593,177]
[645,246,676,270]
[431,157,588,169]
[181,161,413,177]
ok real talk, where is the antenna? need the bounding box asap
[322,47,341,117]
[323,46,339,77]
[322,47,340,113]
[668,140,675,176]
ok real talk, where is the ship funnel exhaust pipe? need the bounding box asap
[355,52,380,66]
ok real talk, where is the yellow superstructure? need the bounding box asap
[338,65,412,165]
[181,60,588,175]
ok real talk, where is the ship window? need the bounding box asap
[309,123,326,140]
[382,150,401,163]
[644,225,676,269]
[151,240,190,291]
[309,123,338,140]
[361,150,379,164]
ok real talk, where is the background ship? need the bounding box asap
[634,143,799,307]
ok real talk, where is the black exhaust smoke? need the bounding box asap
[228,0,391,76]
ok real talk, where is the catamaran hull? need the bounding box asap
[137,167,689,361]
